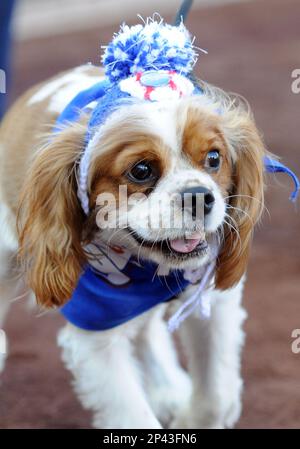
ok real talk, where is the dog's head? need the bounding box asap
[17,82,267,307]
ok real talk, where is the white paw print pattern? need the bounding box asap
[86,243,132,286]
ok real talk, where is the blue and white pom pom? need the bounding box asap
[101,17,201,83]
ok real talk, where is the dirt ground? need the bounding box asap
[0,0,300,429]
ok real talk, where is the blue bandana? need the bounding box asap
[61,246,191,331]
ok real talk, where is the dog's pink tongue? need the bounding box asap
[170,232,203,254]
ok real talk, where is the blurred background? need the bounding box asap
[0,0,300,429]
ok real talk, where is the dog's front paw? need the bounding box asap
[223,395,242,428]
[170,394,242,429]
[170,407,224,429]
[92,412,162,429]
[148,371,192,428]
[153,387,191,428]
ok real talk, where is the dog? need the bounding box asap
[0,20,269,429]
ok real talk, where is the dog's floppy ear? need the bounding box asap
[215,111,266,290]
[17,121,88,307]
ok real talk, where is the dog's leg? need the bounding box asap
[172,279,247,429]
[58,322,162,429]
[0,202,18,373]
[135,304,191,428]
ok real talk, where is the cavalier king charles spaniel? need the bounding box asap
[0,19,272,429]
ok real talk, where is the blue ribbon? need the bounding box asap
[264,156,300,202]
[54,79,111,132]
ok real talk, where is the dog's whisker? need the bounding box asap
[226,205,255,227]
[224,193,270,218]
[223,214,243,256]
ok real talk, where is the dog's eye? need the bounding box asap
[205,150,221,171]
[127,161,157,184]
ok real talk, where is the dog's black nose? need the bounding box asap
[180,186,215,217]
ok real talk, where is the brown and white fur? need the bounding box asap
[0,64,268,428]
